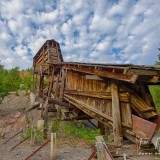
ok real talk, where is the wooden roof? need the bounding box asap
[48,62,160,84]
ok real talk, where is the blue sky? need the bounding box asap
[0,0,160,69]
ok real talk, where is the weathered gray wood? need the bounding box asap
[85,75,104,81]
[59,69,67,101]
[43,99,49,121]
[65,90,129,102]
[48,98,70,107]
[64,94,132,129]
[51,133,56,160]
[30,126,35,146]
[121,102,132,127]
[48,68,55,97]
[111,81,123,146]
[96,136,114,160]
[26,102,40,112]
[151,129,160,153]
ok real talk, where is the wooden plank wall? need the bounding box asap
[65,70,133,126]
[65,70,112,118]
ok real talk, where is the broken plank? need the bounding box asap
[64,94,132,129]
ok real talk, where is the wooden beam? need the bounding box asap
[65,90,129,102]
[64,96,113,128]
[26,103,40,112]
[64,94,113,121]
[98,122,105,135]
[59,69,67,101]
[48,68,55,97]
[111,81,123,146]
[121,102,132,127]
[63,65,136,83]
[85,75,104,81]
[64,94,132,129]
[43,99,49,121]
[150,76,159,83]
[48,98,70,107]
[127,69,160,76]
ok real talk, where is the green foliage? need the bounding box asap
[20,68,33,91]
[15,90,19,96]
[51,120,101,144]
[150,49,160,110]
[0,65,22,104]
[21,126,44,143]
[3,67,22,91]
[0,64,34,104]
[149,85,160,111]
[156,47,160,64]
[51,116,61,134]
[64,121,101,143]
[0,64,9,103]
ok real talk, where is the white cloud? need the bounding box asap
[0,0,160,69]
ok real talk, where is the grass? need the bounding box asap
[21,118,106,145]
[51,119,102,144]
[21,126,44,143]
[15,90,19,96]
[149,85,160,111]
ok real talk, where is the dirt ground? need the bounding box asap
[0,91,160,160]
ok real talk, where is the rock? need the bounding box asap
[13,111,21,118]
[37,119,45,131]
[30,92,36,105]
[7,118,16,124]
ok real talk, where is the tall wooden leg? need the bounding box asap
[98,121,105,135]
[111,81,123,146]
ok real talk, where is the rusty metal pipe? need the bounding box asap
[3,129,23,144]
[25,139,50,160]
[10,137,29,151]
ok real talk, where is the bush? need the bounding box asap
[51,120,101,144]
[21,126,44,143]
[149,85,160,111]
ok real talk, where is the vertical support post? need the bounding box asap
[30,126,35,146]
[111,81,123,146]
[39,75,44,97]
[51,133,56,160]
[54,74,60,99]
[40,103,43,119]
[43,99,49,139]
[32,71,35,91]
[43,99,49,121]
[121,102,132,127]
[48,67,55,97]
[59,69,67,101]
[35,74,37,90]
[98,122,105,135]
[96,142,105,160]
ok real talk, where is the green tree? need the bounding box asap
[3,67,22,91]
[0,64,8,103]
[149,47,160,111]
[156,47,160,64]
[22,71,32,90]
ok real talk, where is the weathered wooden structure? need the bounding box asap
[33,39,160,146]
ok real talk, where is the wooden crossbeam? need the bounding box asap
[63,65,138,83]
[65,90,129,102]
[64,94,132,129]
[127,69,160,76]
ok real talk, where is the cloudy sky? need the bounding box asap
[0,0,160,69]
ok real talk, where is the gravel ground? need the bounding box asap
[0,91,160,160]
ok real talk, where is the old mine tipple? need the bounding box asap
[33,39,160,146]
